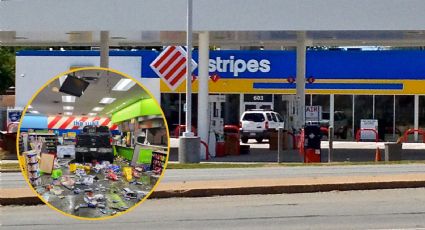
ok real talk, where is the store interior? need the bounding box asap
[18,69,168,218]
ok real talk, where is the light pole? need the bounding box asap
[183,0,193,137]
[178,0,201,163]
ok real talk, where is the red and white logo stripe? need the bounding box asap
[48,116,118,130]
[150,46,197,91]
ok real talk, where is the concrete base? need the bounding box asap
[179,136,201,163]
[384,143,403,161]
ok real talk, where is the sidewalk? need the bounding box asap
[2,173,425,205]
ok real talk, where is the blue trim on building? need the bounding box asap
[253,82,404,90]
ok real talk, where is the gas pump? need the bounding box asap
[281,95,297,131]
[208,95,225,157]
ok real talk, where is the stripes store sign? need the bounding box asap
[150,46,197,91]
[48,116,118,130]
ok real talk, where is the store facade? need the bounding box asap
[16,49,425,141]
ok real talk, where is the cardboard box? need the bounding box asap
[39,153,55,174]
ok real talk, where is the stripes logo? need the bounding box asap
[47,116,118,130]
[150,46,197,91]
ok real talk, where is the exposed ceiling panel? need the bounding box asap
[29,69,150,117]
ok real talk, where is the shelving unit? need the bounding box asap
[42,135,58,154]
[18,136,24,154]
[25,133,58,154]
[62,137,76,145]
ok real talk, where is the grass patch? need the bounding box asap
[166,163,268,169]
[166,160,425,169]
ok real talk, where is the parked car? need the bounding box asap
[239,110,285,143]
[75,125,114,163]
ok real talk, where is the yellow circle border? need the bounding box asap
[16,67,171,221]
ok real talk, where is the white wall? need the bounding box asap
[15,55,161,107]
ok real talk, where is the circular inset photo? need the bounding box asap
[16,67,169,220]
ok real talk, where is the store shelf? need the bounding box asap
[114,145,135,149]
[28,133,56,136]
[135,143,167,153]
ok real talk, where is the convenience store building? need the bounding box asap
[15,49,425,141]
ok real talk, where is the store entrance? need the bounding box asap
[242,94,274,115]
[244,102,273,111]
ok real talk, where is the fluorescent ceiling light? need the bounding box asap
[28,105,33,109]
[63,106,74,110]
[88,112,97,116]
[92,107,104,112]
[30,110,39,114]
[64,112,72,116]
[62,96,76,103]
[99,97,116,104]
[112,78,136,91]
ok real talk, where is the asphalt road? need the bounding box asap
[2,164,425,189]
[2,188,425,229]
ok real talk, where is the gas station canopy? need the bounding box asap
[2,0,425,47]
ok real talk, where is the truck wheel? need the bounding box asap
[241,137,249,143]
[255,138,263,143]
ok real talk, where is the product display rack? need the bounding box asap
[26,133,58,154]
[150,151,167,175]
[43,135,58,154]
[18,137,24,153]
[62,137,76,145]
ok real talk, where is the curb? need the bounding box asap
[2,180,425,206]
[150,180,425,198]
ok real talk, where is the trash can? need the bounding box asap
[384,142,402,161]
[303,125,322,163]
[224,125,240,155]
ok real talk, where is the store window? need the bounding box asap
[224,94,240,125]
[354,95,373,132]
[375,95,395,140]
[334,95,353,139]
[419,96,425,131]
[395,95,414,138]
[311,95,330,112]
[305,94,312,106]
[161,93,182,133]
